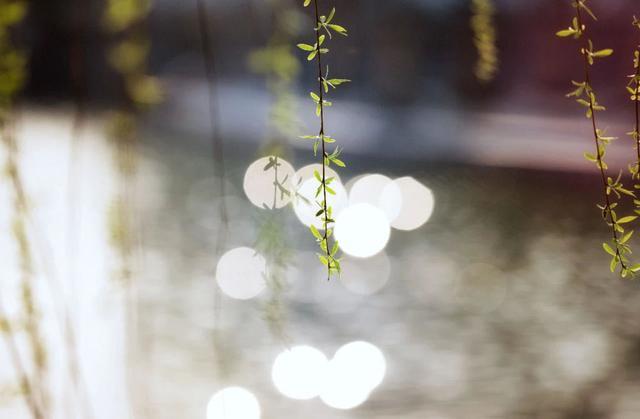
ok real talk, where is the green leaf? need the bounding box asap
[603,242,616,256]
[263,158,276,171]
[328,24,348,35]
[326,7,335,23]
[556,28,576,37]
[297,43,315,51]
[578,2,597,21]
[318,254,329,266]
[310,225,322,240]
[331,241,339,256]
[621,230,634,244]
[610,255,618,272]
[304,0,311,7]
[592,48,613,57]
[618,215,637,224]
[328,78,351,86]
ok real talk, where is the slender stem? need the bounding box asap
[196,0,228,376]
[312,0,332,279]
[196,0,229,234]
[635,60,640,165]
[575,5,626,270]
[273,156,279,208]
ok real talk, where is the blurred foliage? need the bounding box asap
[248,0,301,340]
[255,155,294,341]
[470,0,498,82]
[104,0,162,284]
[103,0,150,33]
[0,0,25,110]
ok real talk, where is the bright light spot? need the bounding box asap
[271,345,329,400]
[293,177,348,229]
[206,387,261,419]
[339,252,391,295]
[215,247,266,300]
[334,341,386,390]
[335,204,390,258]
[320,341,386,409]
[243,156,295,209]
[390,177,434,231]
[319,368,370,410]
[349,174,402,222]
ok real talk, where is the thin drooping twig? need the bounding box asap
[312,0,332,279]
[575,5,626,270]
[298,0,347,279]
[0,294,44,419]
[635,61,640,166]
[196,0,229,376]
[196,0,229,236]
[631,18,640,176]
[558,1,639,275]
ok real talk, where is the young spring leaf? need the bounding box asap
[603,242,616,256]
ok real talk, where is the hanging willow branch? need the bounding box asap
[557,0,640,277]
[627,17,640,217]
[297,0,349,280]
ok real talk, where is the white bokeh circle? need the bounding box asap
[215,247,266,300]
[349,174,402,222]
[271,345,329,400]
[390,177,435,231]
[320,341,386,409]
[206,387,261,419]
[335,203,390,258]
